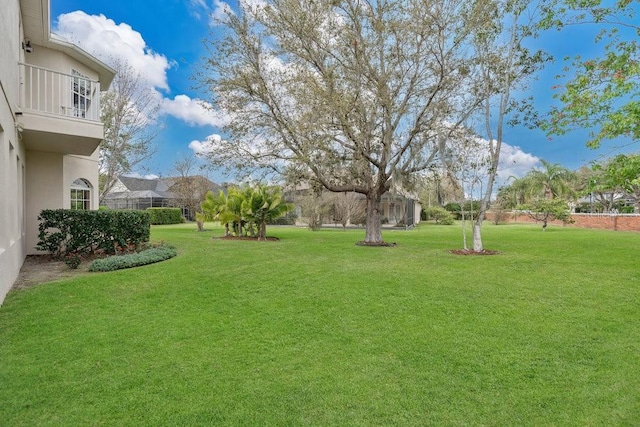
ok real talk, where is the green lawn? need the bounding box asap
[1,223,639,425]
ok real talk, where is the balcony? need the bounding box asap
[18,63,105,156]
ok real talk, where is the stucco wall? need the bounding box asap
[64,150,100,210]
[25,150,64,254]
[0,0,22,108]
[26,47,100,82]
[1,0,108,305]
[0,0,27,304]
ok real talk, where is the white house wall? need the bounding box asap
[1,0,113,305]
[26,48,100,82]
[0,0,27,304]
[63,150,100,210]
[25,150,64,255]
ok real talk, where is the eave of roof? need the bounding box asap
[21,0,115,87]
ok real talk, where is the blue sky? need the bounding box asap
[50,0,636,183]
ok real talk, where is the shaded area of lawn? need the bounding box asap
[1,223,639,425]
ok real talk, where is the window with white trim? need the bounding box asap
[71,70,92,118]
[70,179,91,210]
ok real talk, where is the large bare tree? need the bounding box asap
[198,0,490,244]
[169,154,216,220]
[99,60,160,201]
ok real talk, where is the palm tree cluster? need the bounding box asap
[497,160,578,209]
[199,185,293,240]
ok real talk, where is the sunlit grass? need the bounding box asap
[1,222,639,425]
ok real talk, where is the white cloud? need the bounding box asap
[497,143,540,181]
[54,12,228,131]
[161,95,230,127]
[210,0,234,25]
[54,11,172,91]
[123,172,160,180]
[240,0,268,10]
[189,135,222,156]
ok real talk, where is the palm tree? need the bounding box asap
[218,187,249,236]
[242,185,292,240]
[526,160,577,200]
[200,190,227,233]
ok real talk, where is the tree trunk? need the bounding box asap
[471,188,490,252]
[472,221,483,252]
[363,193,384,244]
[461,209,468,251]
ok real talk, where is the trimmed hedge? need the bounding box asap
[147,208,183,225]
[37,209,150,257]
[89,246,177,272]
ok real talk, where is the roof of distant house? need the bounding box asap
[103,175,224,200]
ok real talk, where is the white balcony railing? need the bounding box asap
[19,63,101,122]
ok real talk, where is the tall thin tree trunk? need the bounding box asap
[461,209,468,250]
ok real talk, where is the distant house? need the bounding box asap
[102,175,224,219]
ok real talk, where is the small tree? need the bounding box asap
[169,154,214,221]
[520,199,572,231]
[470,0,550,252]
[99,59,159,201]
[332,192,365,230]
[200,190,228,233]
[526,160,577,200]
[424,206,455,225]
[242,185,293,240]
[219,187,251,237]
[298,190,334,231]
[596,154,640,213]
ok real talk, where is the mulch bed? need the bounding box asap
[356,241,397,247]
[215,236,280,241]
[449,249,500,255]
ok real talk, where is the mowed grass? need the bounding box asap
[1,223,639,425]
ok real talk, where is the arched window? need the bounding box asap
[70,179,91,210]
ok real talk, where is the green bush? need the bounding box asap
[424,207,455,225]
[89,246,177,272]
[64,253,82,269]
[146,208,183,225]
[37,209,150,257]
[444,202,461,213]
[443,202,479,220]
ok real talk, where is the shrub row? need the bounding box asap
[89,246,177,272]
[146,208,183,225]
[36,209,150,257]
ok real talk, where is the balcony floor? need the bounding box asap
[19,110,104,155]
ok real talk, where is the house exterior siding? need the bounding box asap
[0,0,114,304]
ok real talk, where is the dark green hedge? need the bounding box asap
[36,209,150,257]
[146,208,183,225]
